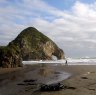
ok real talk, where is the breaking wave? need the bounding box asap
[23,57,96,65]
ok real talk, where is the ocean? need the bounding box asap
[23,58,96,65]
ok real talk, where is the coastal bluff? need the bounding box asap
[0,27,65,68]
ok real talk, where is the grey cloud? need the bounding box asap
[0,0,96,57]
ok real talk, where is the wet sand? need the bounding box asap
[0,64,96,95]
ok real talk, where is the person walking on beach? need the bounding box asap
[65,60,68,65]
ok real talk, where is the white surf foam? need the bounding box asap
[67,58,96,65]
[22,58,96,65]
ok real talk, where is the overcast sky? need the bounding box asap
[1,0,96,58]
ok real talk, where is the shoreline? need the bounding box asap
[0,64,96,95]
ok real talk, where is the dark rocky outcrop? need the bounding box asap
[0,46,22,68]
[40,83,64,91]
[0,27,65,68]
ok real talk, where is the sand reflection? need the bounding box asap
[38,63,54,77]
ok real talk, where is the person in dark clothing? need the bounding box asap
[65,60,68,65]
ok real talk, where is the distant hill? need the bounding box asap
[0,27,65,68]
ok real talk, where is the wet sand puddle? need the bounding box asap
[25,65,71,85]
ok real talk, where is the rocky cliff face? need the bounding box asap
[43,41,64,60]
[0,27,65,68]
[10,27,65,60]
[0,46,22,68]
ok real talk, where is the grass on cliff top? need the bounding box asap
[10,27,55,50]
[0,46,12,56]
[0,44,20,56]
[13,27,51,44]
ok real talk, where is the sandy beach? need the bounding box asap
[0,64,96,95]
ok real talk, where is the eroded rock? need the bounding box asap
[0,27,65,68]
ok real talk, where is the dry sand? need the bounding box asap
[0,64,96,95]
